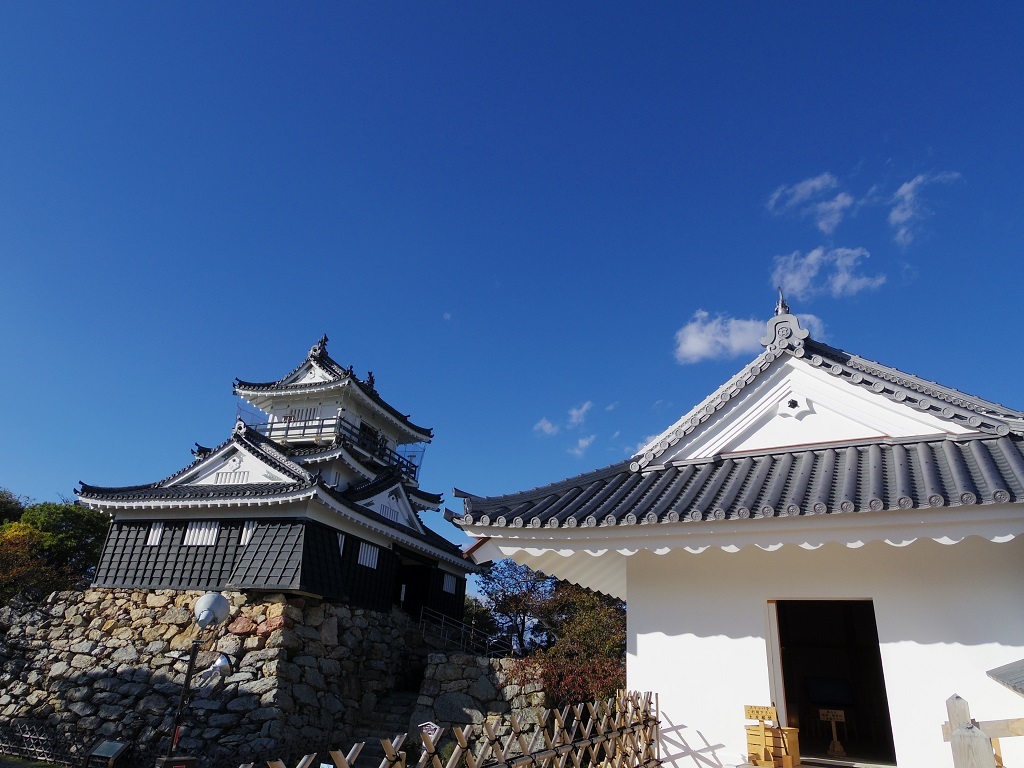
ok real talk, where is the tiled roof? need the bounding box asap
[459,434,1024,529]
[634,314,1024,472]
[987,658,1024,699]
[78,423,313,501]
[78,481,310,502]
[233,336,433,439]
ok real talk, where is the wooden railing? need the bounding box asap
[248,417,422,480]
[241,691,660,768]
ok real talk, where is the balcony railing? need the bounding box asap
[247,417,421,481]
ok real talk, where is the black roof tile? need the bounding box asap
[459,434,1024,529]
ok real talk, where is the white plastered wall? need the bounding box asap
[626,536,1024,768]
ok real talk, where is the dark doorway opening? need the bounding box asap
[775,600,897,764]
[393,546,431,618]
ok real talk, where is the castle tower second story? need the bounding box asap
[233,335,431,484]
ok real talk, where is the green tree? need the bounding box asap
[0,495,110,603]
[0,487,26,523]
[19,501,109,577]
[477,560,554,653]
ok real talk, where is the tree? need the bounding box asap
[0,522,61,603]
[0,493,110,604]
[524,582,627,705]
[478,560,628,705]
[19,501,109,578]
[477,560,554,653]
[0,487,25,523]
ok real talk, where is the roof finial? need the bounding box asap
[309,334,329,359]
[775,287,790,317]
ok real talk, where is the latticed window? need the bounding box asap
[240,520,257,546]
[145,522,164,546]
[337,532,346,557]
[183,521,220,546]
[443,572,457,594]
[357,541,378,568]
[214,470,249,484]
[283,406,318,423]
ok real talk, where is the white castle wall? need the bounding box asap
[626,535,1024,768]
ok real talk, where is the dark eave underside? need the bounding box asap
[461,434,1024,528]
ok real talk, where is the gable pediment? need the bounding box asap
[657,356,972,464]
[359,484,423,531]
[285,361,336,387]
[172,445,293,486]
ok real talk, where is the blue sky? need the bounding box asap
[2,3,1022,545]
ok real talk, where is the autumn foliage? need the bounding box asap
[477,561,626,706]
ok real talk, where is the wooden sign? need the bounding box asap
[819,709,845,723]
[745,705,778,722]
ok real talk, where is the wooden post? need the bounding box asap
[947,695,974,732]
[951,723,997,768]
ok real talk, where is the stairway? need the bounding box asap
[350,690,422,766]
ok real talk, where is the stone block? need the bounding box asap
[226,695,261,713]
[111,645,139,663]
[159,606,192,625]
[239,677,278,696]
[259,690,294,713]
[227,616,256,635]
[434,692,484,725]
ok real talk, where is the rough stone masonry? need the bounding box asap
[0,588,543,765]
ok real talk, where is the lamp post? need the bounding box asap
[156,592,232,768]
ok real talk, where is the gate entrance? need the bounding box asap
[774,600,896,764]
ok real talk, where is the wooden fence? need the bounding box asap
[242,691,660,768]
[943,694,1024,768]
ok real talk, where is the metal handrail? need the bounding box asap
[247,417,421,480]
[419,606,512,657]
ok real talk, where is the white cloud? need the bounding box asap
[533,418,559,436]
[635,434,661,453]
[813,192,854,234]
[889,172,961,247]
[772,247,885,301]
[442,312,452,321]
[568,435,596,457]
[796,313,826,340]
[605,402,618,412]
[674,310,764,364]
[568,401,592,427]
[767,173,839,212]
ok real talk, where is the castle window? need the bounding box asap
[357,541,379,569]
[145,522,164,546]
[443,572,457,594]
[183,521,220,546]
[379,503,400,522]
[338,532,346,557]
[214,470,249,484]
[240,520,257,546]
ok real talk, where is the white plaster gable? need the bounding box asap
[659,356,971,463]
[284,360,335,386]
[172,446,293,486]
[360,484,423,531]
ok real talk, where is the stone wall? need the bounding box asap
[0,588,426,765]
[412,653,546,737]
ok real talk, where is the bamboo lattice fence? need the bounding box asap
[242,691,660,768]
